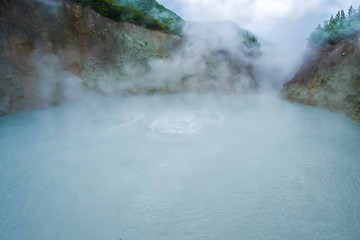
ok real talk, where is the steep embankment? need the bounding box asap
[282,34,360,123]
[0,0,181,116]
[0,0,261,117]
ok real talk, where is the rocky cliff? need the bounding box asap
[282,34,360,123]
[0,0,181,116]
[0,0,260,117]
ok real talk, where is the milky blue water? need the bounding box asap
[0,94,360,240]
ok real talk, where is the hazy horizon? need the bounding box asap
[157,0,359,46]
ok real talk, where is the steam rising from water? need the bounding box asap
[1,94,360,240]
[149,111,223,134]
[1,2,360,239]
[24,20,269,105]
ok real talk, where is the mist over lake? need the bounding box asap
[1,94,359,240]
[1,0,360,239]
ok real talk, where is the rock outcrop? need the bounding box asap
[282,34,360,123]
[0,0,181,116]
[0,0,261,117]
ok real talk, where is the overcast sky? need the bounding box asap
[157,0,359,45]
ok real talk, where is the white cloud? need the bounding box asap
[162,0,322,22]
[159,0,359,44]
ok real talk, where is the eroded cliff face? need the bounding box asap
[0,0,181,115]
[0,0,261,117]
[282,34,360,123]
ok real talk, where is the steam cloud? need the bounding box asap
[21,0,353,106]
[29,20,271,103]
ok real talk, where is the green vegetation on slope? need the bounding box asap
[75,0,183,35]
[243,31,261,57]
[309,5,360,48]
[115,0,183,34]
[243,31,260,48]
[114,0,180,21]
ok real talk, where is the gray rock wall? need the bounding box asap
[0,0,260,117]
[0,0,181,116]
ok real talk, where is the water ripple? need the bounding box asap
[149,111,224,134]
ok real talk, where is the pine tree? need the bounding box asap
[308,24,325,48]
[330,15,335,24]
[348,5,354,17]
[356,6,360,20]
[341,10,346,19]
[335,11,341,21]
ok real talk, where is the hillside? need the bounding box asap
[282,6,360,123]
[282,33,360,123]
[0,0,262,117]
[115,0,181,23]
[0,0,181,116]
[75,0,183,34]
[308,5,360,48]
